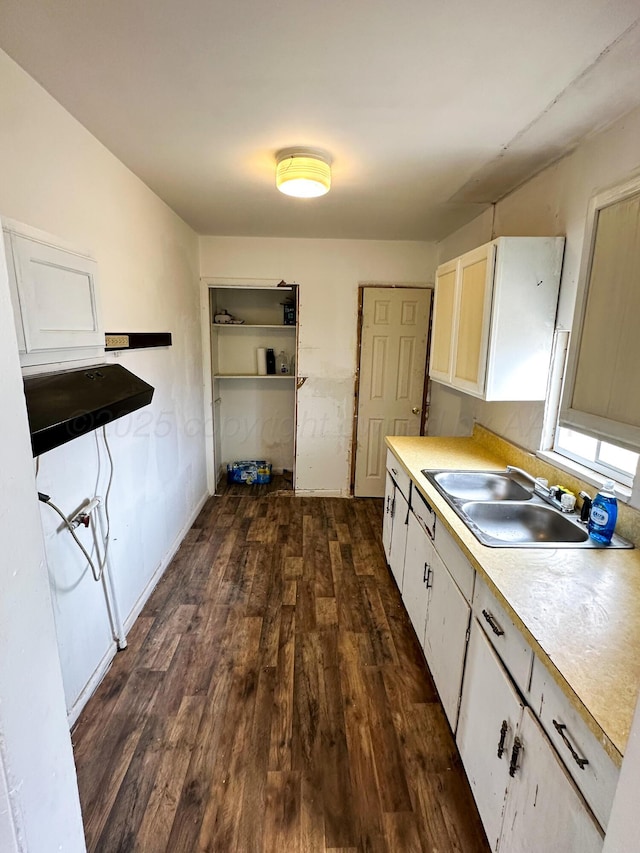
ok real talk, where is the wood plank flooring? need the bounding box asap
[73,493,489,853]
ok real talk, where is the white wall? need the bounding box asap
[430,104,640,451]
[0,218,85,851]
[0,46,207,726]
[200,237,436,494]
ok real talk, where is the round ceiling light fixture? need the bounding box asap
[275,148,331,198]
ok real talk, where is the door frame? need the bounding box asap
[199,277,299,495]
[350,283,434,495]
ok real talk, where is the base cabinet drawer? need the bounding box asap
[529,657,619,830]
[473,576,533,695]
[433,518,475,603]
[385,449,411,501]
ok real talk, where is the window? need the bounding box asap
[560,175,640,452]
[554,426,639,488]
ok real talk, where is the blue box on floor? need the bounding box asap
[226,460,272,485]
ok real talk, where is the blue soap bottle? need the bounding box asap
[588,479,618,544]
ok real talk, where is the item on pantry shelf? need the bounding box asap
[256,347,267,375]
[588,480,618,544]
[266,348,276,375]
[278,350,289,374]
[214,309,244,324]
[281,299,296,325]
[226,460,272,485]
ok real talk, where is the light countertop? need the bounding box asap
[386,432,640,766]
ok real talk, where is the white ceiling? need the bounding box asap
[1,0,640,240]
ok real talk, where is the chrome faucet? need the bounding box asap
[506,465,563,510]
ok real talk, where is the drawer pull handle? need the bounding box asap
[509,736,522,777]
[482,609,505,637]
[392,467,398,476]
[423,562,432,589]
[552,719,589,770]
[497,719,508,759]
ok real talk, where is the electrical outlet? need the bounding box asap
[105,334,129,348]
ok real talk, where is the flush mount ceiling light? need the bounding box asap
[275,148,331,198]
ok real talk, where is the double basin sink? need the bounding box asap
[422,469,633,548]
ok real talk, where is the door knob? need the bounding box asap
[412,406,421,415]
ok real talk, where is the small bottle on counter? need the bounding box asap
[588,480,618,544]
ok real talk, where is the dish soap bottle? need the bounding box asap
[588,479,618,544]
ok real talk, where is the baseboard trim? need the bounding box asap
[67,644,117,728]
[123,490,210,633]
[66,489,210,728]
[294,489,352,498]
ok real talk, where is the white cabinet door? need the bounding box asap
[402,512,432,644]
[499,708,604,853]
[429,259,458,384]
[423,547,471,731]
[382,471,395,563]
[10,234,102,352]
[388,487,409,591]
[451,243,496,396]
[457,621,524,851]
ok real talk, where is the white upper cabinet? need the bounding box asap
[429,236,564,400]
[3,219,103,368]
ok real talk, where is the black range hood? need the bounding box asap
[23,364,155,456]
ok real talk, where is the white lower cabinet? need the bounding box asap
[423,543,471,730]
[388,487,409,590]
[382,471,395,564]
[499,708,603,853]
[400,503,472,732]
[457,622,524,851]
[401,511,432,643]
[458,621,604,853]
[381,454,612,852]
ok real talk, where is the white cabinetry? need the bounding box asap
[457,622,524,850]
[401,510,432,643]
[458,618,604,852]
[423,542,471,730]
[429,237,564,400]
[499,708,603,853]
[3,219,103,368]
[383,450,411,590]
[388,477,473,732]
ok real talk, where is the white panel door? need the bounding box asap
[355,287,431,497]
[457,621,524,851]
[499,708,604,853]
[423,549,471,731]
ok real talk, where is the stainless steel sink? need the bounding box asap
[428,470,532,502]
[423,469,633,549]
[461,501,589,546]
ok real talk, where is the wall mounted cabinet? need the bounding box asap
[429,237,564,400]
[3,219,103,368]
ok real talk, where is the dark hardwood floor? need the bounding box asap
[72,492,489,852]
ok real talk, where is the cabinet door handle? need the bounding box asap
[482,609,505,637]
[390,497,396,519]
[497,719,508,759]
[509,736,522,777]
[391,467,398,476]
[552,719,589,770]
[423,562,432,588]
[386,495,391,514]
